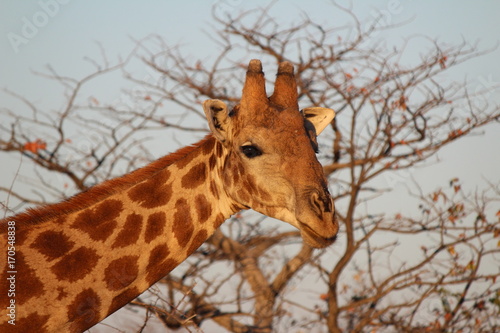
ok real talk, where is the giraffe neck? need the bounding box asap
[0,136,241,333]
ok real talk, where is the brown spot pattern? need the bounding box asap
[145,244,171,284]
[51,247,100,282]
[0,272,8,309]
[57,287,68,301]
[146,244,170,270]
[72,199,122,241]
[111,213,143,249]
[208,154,217,170]
[31,230,75,261]
[243,175,258,195]
[237,162,244,176]
[215,141,223,157]
[67,288,101,332]
[222,154,236,188]
[145,258,178,286]
[13,227,29,246]
[176,149,197,169]
[187,229,208,255]
[145,212,167,243]
[172,198,194,247]
[224,154,233,167]
[6,252,44,306]
[104,256,139,291]
[0,313,50,333]
[55,216,66,225]
[223,172,232,188]
[128,169,172,208]
[201,136,216,155]
[209,180,219,199]
[195,195,212,223]
[163,258,178,273]
[108,286,140,315]
[237,188,250,204]
[232,167,240,185]
[258,186,273,202]
[181,162,206,189]
[214,213,226,229]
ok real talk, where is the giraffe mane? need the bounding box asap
[6,135,213,226]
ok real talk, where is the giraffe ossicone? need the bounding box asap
[0,59,338,332]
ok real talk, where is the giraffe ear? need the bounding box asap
[301,107,335,135]
[203,99,231,142]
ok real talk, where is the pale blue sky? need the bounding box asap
[1,0,499,204]
[1,1,499,331]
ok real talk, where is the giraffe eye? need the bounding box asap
[240,145,262,158]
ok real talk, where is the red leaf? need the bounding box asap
[439,56,448,69]
[448,130,463,139]
[398,96,407,110]
[23,139,46,153]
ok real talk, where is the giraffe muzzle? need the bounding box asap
[298,217,338,248]
[296,189,338,248]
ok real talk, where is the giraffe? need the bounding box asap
[0,59,338,332]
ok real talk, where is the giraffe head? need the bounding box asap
[203,59,338,248]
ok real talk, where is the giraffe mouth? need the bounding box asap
[299,222,337,248]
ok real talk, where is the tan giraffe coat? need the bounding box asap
[0,60,338,332]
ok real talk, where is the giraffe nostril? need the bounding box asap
[309,192,324,216]
[309,189,333,217]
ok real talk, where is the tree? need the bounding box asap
[1,5,499,333]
